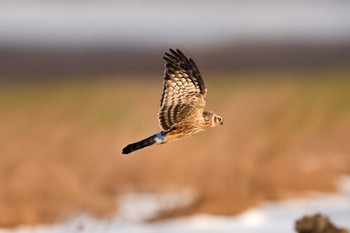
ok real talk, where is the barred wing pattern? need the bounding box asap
[158,49,207,131]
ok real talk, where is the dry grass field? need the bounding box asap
[0,67,350,227]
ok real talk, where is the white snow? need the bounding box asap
[117,189,199,222]
[1,177,349,233]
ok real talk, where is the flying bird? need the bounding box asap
[122,49,223,155]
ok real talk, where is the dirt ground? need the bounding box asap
[0,68,350,227]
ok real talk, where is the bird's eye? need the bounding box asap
[213,116,224,125]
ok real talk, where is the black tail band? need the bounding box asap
[122,134,158,155]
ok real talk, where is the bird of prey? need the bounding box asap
[122,49,223,155]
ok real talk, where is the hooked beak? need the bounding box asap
[220,118,224,125]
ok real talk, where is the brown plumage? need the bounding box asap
[122,49,223,155]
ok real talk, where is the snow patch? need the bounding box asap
[117,188,199,221]
[1,177,350,233]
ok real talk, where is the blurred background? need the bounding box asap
[0,0,350,230]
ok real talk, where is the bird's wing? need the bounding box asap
[158,49,207,131]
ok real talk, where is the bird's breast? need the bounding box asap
[164,122,206,142]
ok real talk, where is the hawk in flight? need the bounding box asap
[122,49,223,155]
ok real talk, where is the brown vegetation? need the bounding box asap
[296,213,349,233]
[0,68,350,227]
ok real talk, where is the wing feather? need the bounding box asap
[158,49,207,131]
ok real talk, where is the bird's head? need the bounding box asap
[204,111,224,127]
[214,114,224,126]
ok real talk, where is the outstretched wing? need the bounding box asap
[158,49,207,131]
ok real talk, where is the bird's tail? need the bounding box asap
[122,132,165,155]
